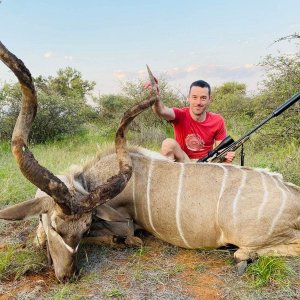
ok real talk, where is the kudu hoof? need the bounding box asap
[236,260,248,275]
[125,236,144,247]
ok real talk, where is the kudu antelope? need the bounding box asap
[0,42,157,281]
[1,43,300,281]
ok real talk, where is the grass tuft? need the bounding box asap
[106,288,125,298]
[0,245,14,278]
[52,285,73,300]
[0,244,47,280]
[194,263,208,272]
[131,245,148,257]
[246,256,296,288]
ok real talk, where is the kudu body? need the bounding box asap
[71,149,300,262]
[0,43,299,282]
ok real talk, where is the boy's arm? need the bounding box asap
[152,98,175,121]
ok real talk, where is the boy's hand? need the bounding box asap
[224,151,235,163]
[144,77,159,93]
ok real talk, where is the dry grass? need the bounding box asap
[0,227,299,300]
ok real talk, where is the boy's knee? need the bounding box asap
[161,138,189,163]
[161,138,177,150]
[161,138,177,160]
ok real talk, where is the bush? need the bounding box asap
[0,82,22,141]
[30,92,94,143]
[93,78,184,145]
[96,94,135,126]
[121,77,187,127]
[210,82,253,137]
[0,68,97,143]
[251,52,300,148]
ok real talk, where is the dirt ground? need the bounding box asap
[0,220,299,300]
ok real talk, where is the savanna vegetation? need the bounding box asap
[0,41,299,299]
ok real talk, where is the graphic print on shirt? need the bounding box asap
[185,133,205,151]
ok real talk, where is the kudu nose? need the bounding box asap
[58,275,70,283]
[57,268,78,283]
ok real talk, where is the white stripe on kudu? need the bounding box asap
[268,176,288,236]
[175,163,192,248]
[232,169,247,228]
[132,172,138,220]
[257,172,269,221]
[146,159,161,237]
[216,164,229,244]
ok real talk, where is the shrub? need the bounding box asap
[0,68,97,143]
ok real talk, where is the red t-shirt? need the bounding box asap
[171,107,226,159]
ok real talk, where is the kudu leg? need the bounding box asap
[234,247,257,275]
[84,219,143,248]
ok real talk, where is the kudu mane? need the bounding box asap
[65,145,169,194]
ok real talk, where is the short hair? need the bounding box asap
[189,80,211,96]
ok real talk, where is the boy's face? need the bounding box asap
[188,86,212,118]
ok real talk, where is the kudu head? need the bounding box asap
[0,42,158,282]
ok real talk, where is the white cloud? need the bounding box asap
[244,64,255,69]
[43,51,56,59]
[185,64,199,73]
[64,55,73,60]
[137,69,146,75]
[164,63,261,81]
[113,70,127,79]
[98,63,262,95]
[43,52,74,61]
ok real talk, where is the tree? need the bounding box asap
[46,67,95,98]
[251,52,300,146]
[210,82,252,136]
[0,83,22,141]
[92,77,186,146]
[0,68,97,143]
[121,77,185,129]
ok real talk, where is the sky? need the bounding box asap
[0,0,299,96]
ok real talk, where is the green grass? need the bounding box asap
[0,244,47,280]
[233,138,300,185]
[193,263,208,272]
[131,245,149,257]
[49,271,100,300]
[106,288,125,298]
[171,264,186,274]
[0,245,14,278]
[246,256,296,288]
[52,285,76,300]
[0,123,114,207]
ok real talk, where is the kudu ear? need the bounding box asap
[0,196,53,221]
[94,204,129,222]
